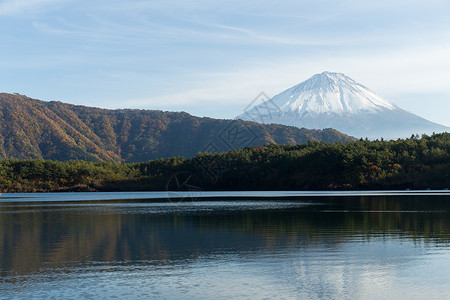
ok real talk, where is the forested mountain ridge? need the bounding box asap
[0,93,355,162]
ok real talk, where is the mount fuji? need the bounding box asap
[238,72,450,139]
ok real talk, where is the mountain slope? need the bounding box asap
[238,72,450,139]
[0,93,355,162]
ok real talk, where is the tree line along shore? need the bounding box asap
[0,133,449,193]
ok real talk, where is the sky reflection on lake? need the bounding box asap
[1,192,450,299]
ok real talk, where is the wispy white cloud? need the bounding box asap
[31,14,338,47]
[181,19,339,46]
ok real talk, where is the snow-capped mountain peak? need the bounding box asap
[238,72,449,139]
[274,71,396,117]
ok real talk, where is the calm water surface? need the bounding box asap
[1,191,450,299]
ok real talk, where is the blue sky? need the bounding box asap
[1,0,450,126]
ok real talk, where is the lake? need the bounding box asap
[1,191,450,299]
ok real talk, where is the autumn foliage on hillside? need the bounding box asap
[0,93,355,162]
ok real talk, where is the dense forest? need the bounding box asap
[0,133,449,192]
[0,93,354,162]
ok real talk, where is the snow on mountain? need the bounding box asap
[275,72,396,115]
[238,72,450,140]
